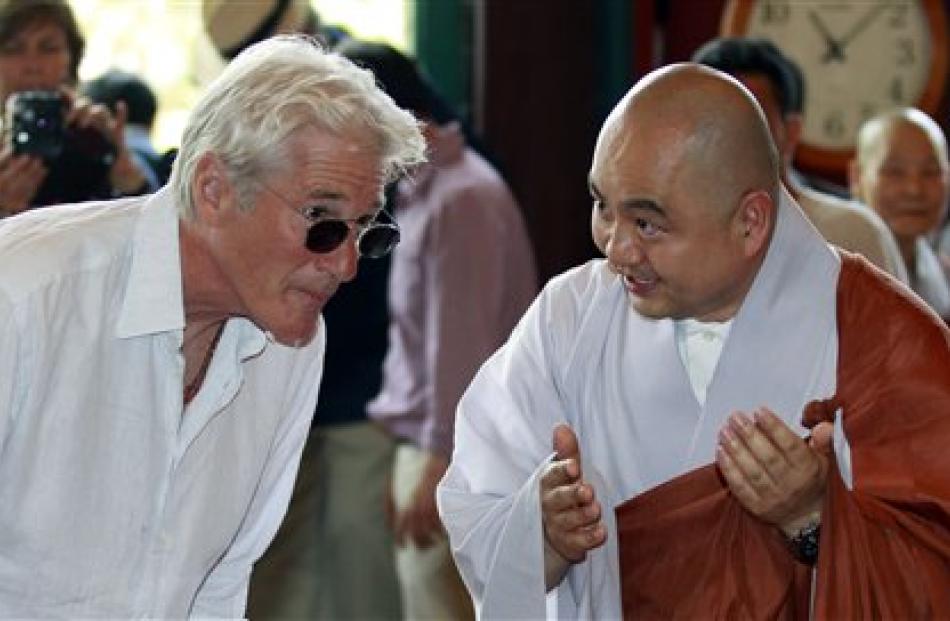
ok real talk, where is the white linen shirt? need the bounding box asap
[0,188,325,618]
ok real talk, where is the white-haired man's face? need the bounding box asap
[855,121,949,243]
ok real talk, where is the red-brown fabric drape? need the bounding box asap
[616,253,950,619]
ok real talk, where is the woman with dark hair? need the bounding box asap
[0,0,151,215]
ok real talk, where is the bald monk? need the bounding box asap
[437,64,950,618]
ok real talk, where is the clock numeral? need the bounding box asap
[889,4,908,28]
[760,1,790,24]
[896,38,915,66]
[823,111,846,141]
[890,76,905,103]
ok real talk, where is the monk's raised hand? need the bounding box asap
[716,407,831,536]
[540,424,606,590]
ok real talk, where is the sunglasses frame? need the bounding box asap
[256,180,400,259]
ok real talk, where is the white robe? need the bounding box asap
[438,189,842,619]
[912,237,950,318]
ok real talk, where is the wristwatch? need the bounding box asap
[786,521,821,566]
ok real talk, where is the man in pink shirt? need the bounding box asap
[340,41,538,620]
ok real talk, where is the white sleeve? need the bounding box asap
[436,282,575,619]
[189,323,326,619]
[0,293,20,456]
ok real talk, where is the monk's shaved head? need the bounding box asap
[589,63,781,322]
[595,63,780,218]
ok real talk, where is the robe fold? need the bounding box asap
[616,252,950,618]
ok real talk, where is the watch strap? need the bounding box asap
[786,521,821,566]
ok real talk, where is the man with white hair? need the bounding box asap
[0,35,424,618]
[850,107,950,319]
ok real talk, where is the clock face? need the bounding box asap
[739,1,933,151]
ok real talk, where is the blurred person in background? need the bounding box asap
[342,40,538,621]
[82,68,173,187]
[203,0,348,61]
[693,37,907,283]
[850,108,950,319]
[0,0,153,215]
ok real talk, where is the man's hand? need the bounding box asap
[540,424,606,590]
[65,92,147,195]
[716,407,833,537]
[393,452,449,549]
[0,147,46,215]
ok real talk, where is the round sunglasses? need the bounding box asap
[258,181,400,259]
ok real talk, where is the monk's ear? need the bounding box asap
[735,190,773,257]
[192,152,235,224]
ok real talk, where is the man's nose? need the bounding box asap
[900,171,926,196]
[604,223,644,266]
[330,231,360,284]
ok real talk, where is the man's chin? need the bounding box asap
[269,319,320,348]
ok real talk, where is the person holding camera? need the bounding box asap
[0,0,152,217]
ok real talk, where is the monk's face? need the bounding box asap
[589,112,753,322]
[855,121,949,243]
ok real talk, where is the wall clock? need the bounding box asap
[720,0,948,177]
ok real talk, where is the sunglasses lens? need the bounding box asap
[305,220,349,253]
[358,224,400,258]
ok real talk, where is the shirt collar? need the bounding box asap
[116,186,185,339]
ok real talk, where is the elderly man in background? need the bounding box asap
[438,64,950,618]
[0,35,424,618]
[850,107,950,319]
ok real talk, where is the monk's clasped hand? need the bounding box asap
[715,406,831,536]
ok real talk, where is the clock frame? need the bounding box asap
[720,0,948,178]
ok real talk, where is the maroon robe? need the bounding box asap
[616,253,950,619]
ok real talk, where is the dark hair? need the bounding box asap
[691,37,803,118]
[335,39,455,125]
[82,69,157,128]
[0,0,84,84]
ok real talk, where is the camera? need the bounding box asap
[6,90,118,206]
[8,90,66,160]
[7,89,116,167]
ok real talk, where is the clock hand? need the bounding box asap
[837,2,889,52]
[808,10,846,64]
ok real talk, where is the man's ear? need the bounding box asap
[191,152,233,223]
[735,190,774,257]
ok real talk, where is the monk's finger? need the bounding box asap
[552,423,581,462]
[548,522,607,561]
[547,494,602,533]
[727,411,793,482]
[540,457,580,492]
[716,443,768,514]
[718,424,780,498]
[753,408,811,461]
[541,478,594,516]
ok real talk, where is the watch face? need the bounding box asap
[740,1,932,151]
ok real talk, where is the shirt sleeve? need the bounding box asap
[420,189,533,456]
[437,273,616,618]
[0,293,26,458]
[189,322,326,618]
